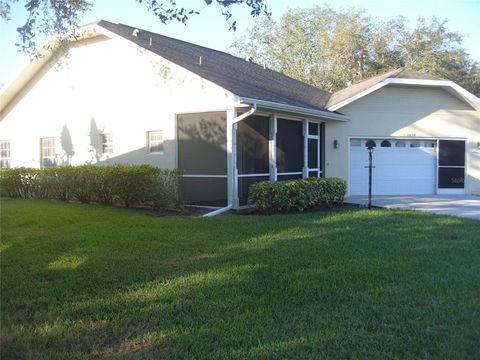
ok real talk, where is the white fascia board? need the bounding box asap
[328,78,480,111]
[0,24,104,118]
[327,80,390,112]
[238,97,349,122]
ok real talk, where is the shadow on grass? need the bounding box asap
[1,201,480,359]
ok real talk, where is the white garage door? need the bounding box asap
[349,139,437,196]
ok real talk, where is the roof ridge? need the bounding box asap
[112,21,236,58]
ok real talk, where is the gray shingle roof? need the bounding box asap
[327,68,445,108]
[97,20,332,112]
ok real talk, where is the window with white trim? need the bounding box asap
[40,137,56,168]
[0,140,11,169]
[147,131,164,153]
[101,133,113,155]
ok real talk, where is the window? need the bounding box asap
[380,140,392,147]
[350,139,362,147]
[410,140,422,148]
[395,140,406,147]
[424,141,436,148]
[101,133,113,155]
[148,131,164,153]
[365,139,376,148]
[308,122,319,136]
[0,140,11,169]
[40,138,56,168]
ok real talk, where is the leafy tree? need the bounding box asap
[0,0,270,54]
[231,5,480,96]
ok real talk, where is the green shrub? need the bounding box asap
[248,177,346,214]
[0,165,184,210]
[150,169,184,210]
[0,168,38,199]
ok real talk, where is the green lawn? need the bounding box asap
[1,199,479,359]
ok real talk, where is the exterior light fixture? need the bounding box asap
[333,139,339,149]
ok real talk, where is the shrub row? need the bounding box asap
[248,177,346,214]
[0,165,183,210]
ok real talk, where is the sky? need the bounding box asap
[0,0,479,87]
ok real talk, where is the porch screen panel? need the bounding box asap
[182,177,228,206]
[276,118,304,173]
[177,112,227,205]
[277,174,303,181]
[236,115,269,174]
[238,176,270,205]
[177,112,227,175]
[320,123,325,176]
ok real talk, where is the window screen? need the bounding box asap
[276,119,304,173]
[177,112,227,175]
[308,139,318,168]
[438,140,465,167]
[237,115,269,174]
[438,168,465,189]
[308,122,319,136]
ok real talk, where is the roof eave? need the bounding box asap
[239,97,349,122]
[0,24,105,120]
[328,78,480,111]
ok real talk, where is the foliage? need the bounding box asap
[0,0,270,55]
[248,177,346,214]
[1,199,480,358]
[230,5,480,96]
[0,164,183,209]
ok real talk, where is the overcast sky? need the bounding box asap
[1,0,479,87]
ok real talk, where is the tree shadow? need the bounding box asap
[89,117,102,162]
[57,123,75,166]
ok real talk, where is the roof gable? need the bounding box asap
[1,20,342,120]
[327,68,480,111]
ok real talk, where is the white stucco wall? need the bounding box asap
[325,85,480,195]
[0,36,235,169]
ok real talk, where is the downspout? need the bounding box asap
[203,104,257,217]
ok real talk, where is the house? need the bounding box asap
[1,20,479,210]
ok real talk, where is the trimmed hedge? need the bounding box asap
[248,177,347,214]
[0,165,183,210]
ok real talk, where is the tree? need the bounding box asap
[230,5,480,96]
[0,0,270,54]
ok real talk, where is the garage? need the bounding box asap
[349,138,467,196]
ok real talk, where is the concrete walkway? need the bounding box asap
[346,195,480,220]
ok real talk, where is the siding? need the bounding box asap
[0,36,235,169]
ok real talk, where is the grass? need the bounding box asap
[1,199,480,359]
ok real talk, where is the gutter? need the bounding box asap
[203,104,257,217]
[239,97,349,122]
